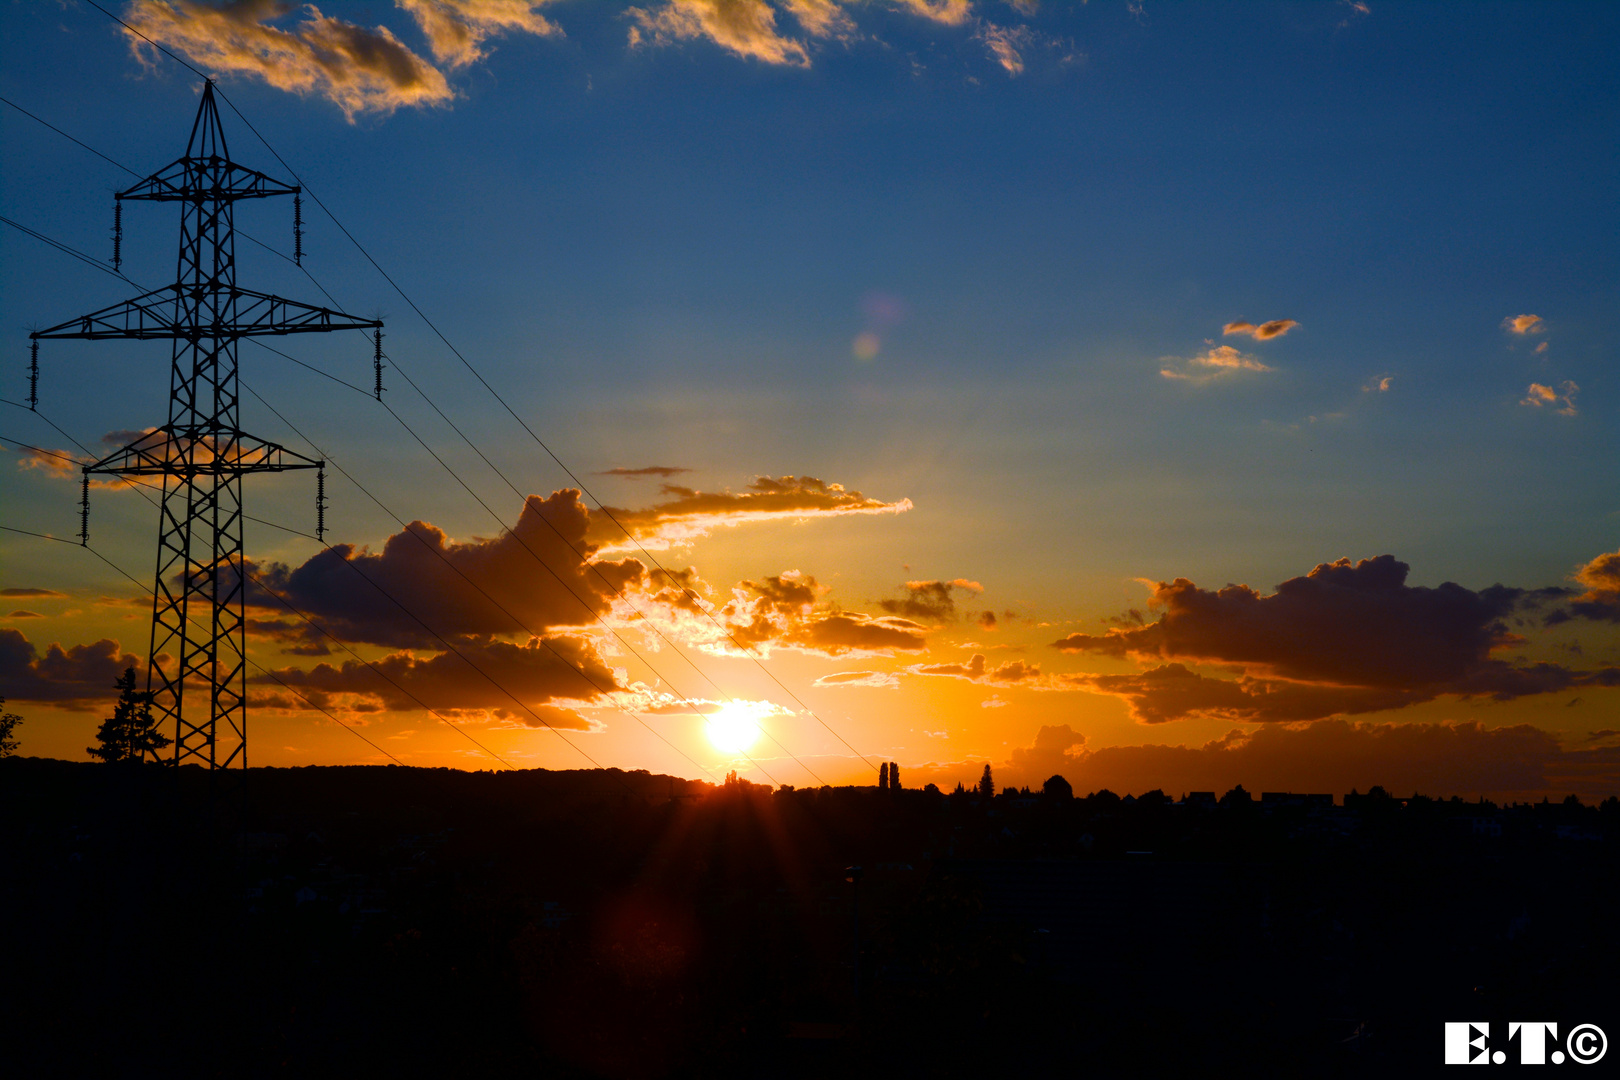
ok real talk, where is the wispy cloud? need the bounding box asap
[627,0,811,66]
[597,465,694,479]
[1223,319,1298,340]
[1159,344,1272,383]
[812,669,900,688]
[1521,380,1577,416]
[396,0,562,67]
[889,0,975,27]
[978,22,1032,74]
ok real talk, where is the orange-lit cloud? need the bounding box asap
[123,1,455,120]
[0,628,144,708]
[979,22,1032,74]
[1159,344,1272,383]
[890,0,975,26]
[1503,313,1544,335]
[1006,719,1618,801]
[251,634,615,721]
[1521,381,1577,416]
[2,588,67,598]
[783,0,857,39]
[707,571,928,657]
[1223,319,1298,340]
[594,475,911,551]
[1004,722,1084,784]
[1549,549,1620,625]
[627,0,811,66]
[395,0,561,67]
[1051,555,1610,723]
[1362,374,1394,393]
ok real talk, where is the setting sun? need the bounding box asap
[705,701,765,754]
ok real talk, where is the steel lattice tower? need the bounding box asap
[32,83,381,768]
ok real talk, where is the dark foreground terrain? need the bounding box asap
[4,758,1616,1077]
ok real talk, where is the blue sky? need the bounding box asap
[2,1,1618,796]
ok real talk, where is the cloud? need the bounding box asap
[8,611,46,619]
[877,578,980,622]
[597,465,694,479]
[1535,341,1549,354]
[251,634,615,721]
[594,475,911,552]
[0,628,144,709]
[123,0,454,120]
[1503,313,1544,335]
[976,611,998,630]
[1223,319,1298,340]
[245,489,648,650]
[1037,719,1619,802]
[783,0,857,39]
[1159,345,1272,383]
[890,0,975,26]
[1551,550,1620,624]
[708,571,929,657]
[2,588,67,598]
[1051,555,1612,723]
[1521,381,1578,416]
[909,652,1040,683]
[1004,723,1085,786]
[978,22,1032,74]
[812,670,900,689]
[395,0,561,67]
[627,0,811,66]
[1362,374,1394,393]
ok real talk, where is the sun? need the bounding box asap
[706,700,764,754]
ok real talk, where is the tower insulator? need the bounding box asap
[112,197,123,272]
[79,472,90,547]
[316,465,327,542]
[28,339,39,411]
[373,327,385,401]
[293,193,303,267]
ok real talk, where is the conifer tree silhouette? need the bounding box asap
[879,761,889,790]
[978,764,994,800]
[889,761,900,791]
[88,668,171,763]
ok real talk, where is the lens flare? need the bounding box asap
[706,699,766,753]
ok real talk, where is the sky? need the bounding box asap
[2,0,1618,799]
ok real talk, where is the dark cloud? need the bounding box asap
[244,490,646,650]
[1037,720,1618,802]
[877,578,982,622]
[250,635,614,723]
[2,588,67,598]
[1551,549,1620,623]
[910,653,1040,684]
[8,611,46,619]
[1223,319,1299,340]
[597,466,694,479]
[1052,556,1611,723]
[0,629,143,709]
[1005,723,1085,786]
[976,611,998,630]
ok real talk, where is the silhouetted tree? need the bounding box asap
[889,761,900,791]
[88,669,170,763]
[0,698,21,757]
[1219,784,1252,808]
[879,762,890,790]
[978,764,994,800]
[1042,774,1073,800]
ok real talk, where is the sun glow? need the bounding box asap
[706,700,767,753]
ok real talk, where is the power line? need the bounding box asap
[9,70,833,786]
[0,524,411,767]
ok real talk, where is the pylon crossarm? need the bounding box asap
[86,425,324,477]
[119,157,298,203]
[31,285,381,341]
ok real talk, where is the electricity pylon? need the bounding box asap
[31,82,381,769]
